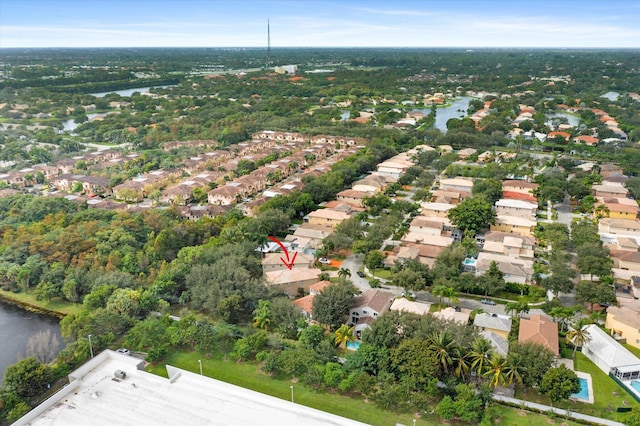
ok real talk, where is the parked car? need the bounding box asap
[357,271,365,278]
[116,348,132,356]
[318,257,331,265]
[480,299,496,306]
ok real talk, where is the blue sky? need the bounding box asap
[1,0,639,48]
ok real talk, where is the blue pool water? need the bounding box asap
[631,381,640,393]
[463,258,476,266]
[571,378,589,400]
[346,341,361,351]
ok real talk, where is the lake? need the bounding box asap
[90,85,176,98]
[61,112,109,132]
[414,96,473,132]
[0,299,64,380]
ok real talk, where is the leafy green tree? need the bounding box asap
[447,197,496,236]
[3,357,54,399]
[575,280,616,311]
[505,300,530,318]
[392,268,425,293]
[540,365,580,404]
[299,325,326,350]
[478,261,506,296]
[472,178,502,204]
[312,281,356,330]
[364,250,384,277]
[270,297,303,339]
[510,342,555,388]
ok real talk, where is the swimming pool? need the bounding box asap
[631,380,640,393]
[463,258,476,266]
[571,378,589,401]
[346,341,361,351]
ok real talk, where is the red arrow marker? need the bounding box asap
[268,236,297,270]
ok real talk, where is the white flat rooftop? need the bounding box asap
[19,350,368,426]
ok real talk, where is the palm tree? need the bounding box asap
[483,352,509,388]
[428,331,457,375]
[334,324,355,350]
[432,285,458,306]
[252,300,272,331]
[505,352,526,389]
[469,337,493,378]
[594,203,610,219]
[453,348,471,381]
[505,300,530,318]
[338,268,351,279]
[567,318,592,359]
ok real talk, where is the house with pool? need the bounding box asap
[581,324,640,401]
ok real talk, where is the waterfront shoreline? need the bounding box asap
[0,291,67,319]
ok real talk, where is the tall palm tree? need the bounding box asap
[432,285,458,306]
[469,337,493,378]
[453,348,471,381]
[252,300,272,331]
[567,318,592,359]
[505,352,526,389]
[338,267,351,279]
[428,331,457,375]
[483,352,509,388]
[334,324,355,350]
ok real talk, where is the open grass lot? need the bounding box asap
[516,352,638,424]
[493,405,580,426]
[147,349,574,426]
[0,290,81,317]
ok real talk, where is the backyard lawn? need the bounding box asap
[147,349,580,426]
[516,352,638,424]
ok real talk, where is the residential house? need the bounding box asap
[457,148,478,160]
[606,305,640,350]
[475,255,532,284]
[306,208,351,229]
[518,314,559,356]
[595,197,639,220]
[390,298,431,316]
[351,175,387,193]
[433,306,471,325]
[376,154,414,179]
[439,177,474,193]
[160,181,197,205]
[502,180,538,197]
[491,215,536,237]
[495,199,538,219]
[420,202,455,218]
[599,218,640,238]
[473,313,512,340]
[581,324,640,379]
[263,268,322,297]
[599,164,625,178]
[293,295,315,321]
[610,250,640,273]
[349,289,394,338]
[430,189,467,204]
[262,252,314,273]
[573,135,600,146]
[292,224,334,248]
[479,331,509,357]
[336,189,371,207]
[482,235,535,260]
[592,183,629,199]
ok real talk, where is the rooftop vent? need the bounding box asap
[114,370,127,380]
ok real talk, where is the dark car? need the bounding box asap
[357,271,365,278]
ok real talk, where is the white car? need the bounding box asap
[116,348,132,356]
[318,258,331,265]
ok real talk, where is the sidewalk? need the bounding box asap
[493,394,626,426]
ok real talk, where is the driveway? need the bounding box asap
[340,254,371,293]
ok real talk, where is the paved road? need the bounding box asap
[556,192,573,228]
[340,254,371,293]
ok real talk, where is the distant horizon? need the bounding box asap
[2,46,639,51]
[1,0,638,49]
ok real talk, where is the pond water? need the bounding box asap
[61,112,111,132]
[89,85,175,98]
[546,112,580,128]
[601,91,620,101]
[413,96,473,133]
[0,299,64,380]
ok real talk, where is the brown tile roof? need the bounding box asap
[518,314,559,355]
[293,294,314,315]
[352,289,394,313]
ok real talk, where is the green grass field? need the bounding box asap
[147,349,573,426]
[516,352,638,424]
[0,290,81,317]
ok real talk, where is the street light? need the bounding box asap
[290,385,294,403]
[88,334,94,358]
[198,359,203,376]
